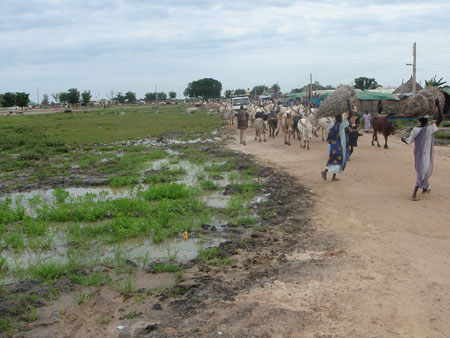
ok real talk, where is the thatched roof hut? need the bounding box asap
[393,76,422,95]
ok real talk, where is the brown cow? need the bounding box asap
[371,115,395,149]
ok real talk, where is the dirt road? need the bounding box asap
[227,126,450,337]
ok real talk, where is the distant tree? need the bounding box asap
[81,90,92,106]
[425,75,447,88]
[41,93,50,106]
[15,92,30,110]
[124,91,136,103]
[184,78,222,99]
[234,89,246,96]
[298,82,335,92]
[144,92,156,101]
[59,92,69,106]
[271,83,281,93]
[115,92,125,104]
[250,85,268,97]
[67,88,80,107]
[169,91,176,99]
[3,92,17,107]
[354,77,379,90]
[157,92,167,100]
[0,94,4,107]
[224,90,232,98]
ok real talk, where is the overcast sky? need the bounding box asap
[1,0,450,102]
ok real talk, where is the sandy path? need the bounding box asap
[227,125,450,337]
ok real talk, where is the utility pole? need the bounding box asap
[178,86,180,101]
[309,73,313,112]
[412,42,417,95]
[37,88,40,106]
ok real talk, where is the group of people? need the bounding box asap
[235,101,443,201]
[320,105,443,201]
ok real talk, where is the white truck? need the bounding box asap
[232,96,250,111]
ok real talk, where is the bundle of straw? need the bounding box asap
[317,85,357,118]
[399,86,445,117]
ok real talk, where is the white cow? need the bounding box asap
[316,117,334,141]
[298,118,313,150]
[254,118,267,142]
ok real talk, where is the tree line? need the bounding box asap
[1,75,446,109]
[0,89,179,108]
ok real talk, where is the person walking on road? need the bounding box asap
[237,105,249,145]
[321,114,351,181]
[363,112,372,133]
[401,112,443,201]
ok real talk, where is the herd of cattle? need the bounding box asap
[216,101,335,150]
[186,101,397,150]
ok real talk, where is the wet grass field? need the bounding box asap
[0,105,268,334]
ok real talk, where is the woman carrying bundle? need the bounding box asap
[401,111,443,201]
[321,113,351,181]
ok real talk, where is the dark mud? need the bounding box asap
[0,165,109,194]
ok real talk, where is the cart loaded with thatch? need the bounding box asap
[397,86,445,117]
[317,85,358,118]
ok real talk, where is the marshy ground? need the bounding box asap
[0,106,339,337]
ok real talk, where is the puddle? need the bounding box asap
[2,186,147,212]
[1,233,224,284]
[201,191,231,208]
[0,156,267,283]
[166,149,181,156]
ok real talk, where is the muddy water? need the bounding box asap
[3,186,146,211]
[1,155,265,283]
[1,228,226,283]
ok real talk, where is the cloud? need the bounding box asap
[1,0,449,99]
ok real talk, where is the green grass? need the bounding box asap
[28,259,73,282]
[149,263,180,273]
[0,107,222,145]
[143,167,187,184]
[0,198,25,225]
[235,216,258,227]
[435,133,450,140]
[199,180,219,190]
[198,247,234,266]
[0,317,13,335]
[225,194,250,218]
[143,183,193,201]
[0,257,8,272]
[204,161,234,173]
[68,270,111,287]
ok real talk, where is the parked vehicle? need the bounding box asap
[232,96,250,111]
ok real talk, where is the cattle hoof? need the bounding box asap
[264,139,266,142]
[377,145,381,148]
[384,146,388,149]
